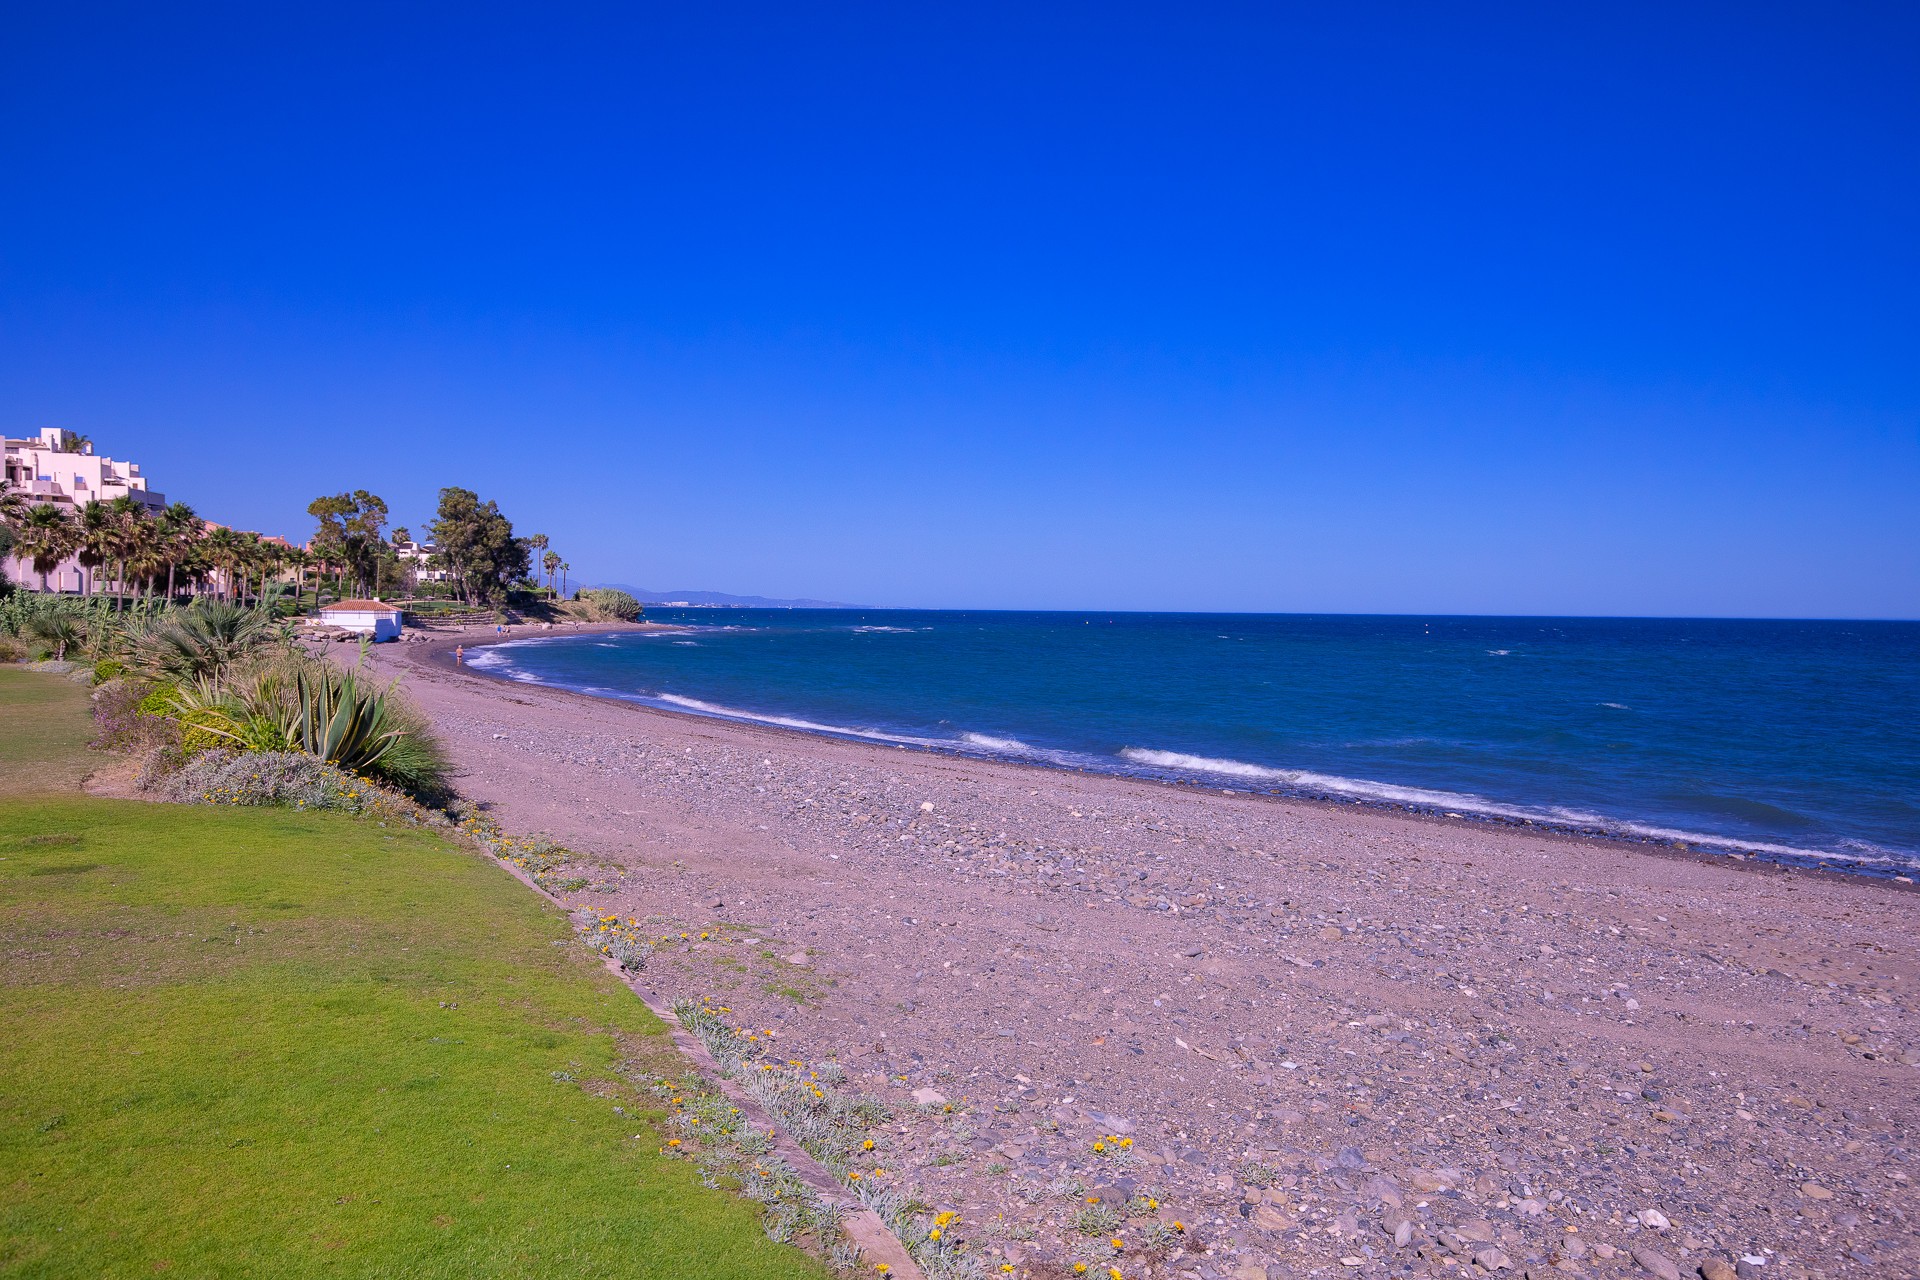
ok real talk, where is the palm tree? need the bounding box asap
[10,503,78,591]
[284,546,313,610]
[74,500,116,597]
[541,549,561,599]
[106,496,149,610]
[27,613,87,662]
[527,534,549,594]
[201,527,244,602]
[158,503,200,604]
[125,518,167,606]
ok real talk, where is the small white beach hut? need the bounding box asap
[316,599,405,641]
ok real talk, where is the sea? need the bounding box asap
[465,611,1920,878]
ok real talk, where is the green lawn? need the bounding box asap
[0,671,825,1278]
[0,668,95,797]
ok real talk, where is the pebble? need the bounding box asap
[1631,1245,1682,1280]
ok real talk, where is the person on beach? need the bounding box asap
[456,645,464,666]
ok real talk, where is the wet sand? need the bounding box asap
[364,628,1918,1280]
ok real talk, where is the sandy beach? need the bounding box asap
[364,626,1918,1280]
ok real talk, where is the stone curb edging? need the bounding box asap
[492,857,926,1280]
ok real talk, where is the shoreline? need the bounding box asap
[444,627,1914,889]
[364,630,1920,1279]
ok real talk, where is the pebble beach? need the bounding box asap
[367,624,1919,1280]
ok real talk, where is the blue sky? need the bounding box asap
[3,2,1915,616]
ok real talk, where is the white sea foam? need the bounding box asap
[1614,822,1914,866]
[1601,702,1631,709]
[653,693,938,747]
[962,732,1035,752]
[1487,649,1512,656]
[1117,748,1913,868]
[1118,748,1606,824]
[850,626,918,633]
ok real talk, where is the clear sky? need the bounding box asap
[3,3,1915,616]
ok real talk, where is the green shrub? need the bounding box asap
[129,602,271,681]
[563,589,642,623]
[140,748,415,817]
[25,614,88,663]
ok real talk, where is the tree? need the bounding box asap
[157,503,201,603]
[27,613,87,662]
[201,527,244,602]
[74,501,115,597]
[10,503,78,591]
[107,495,150,609]
[429,487,530,608]
[307,491,390,598]
[541,549,561,598]
[527,534,549,595]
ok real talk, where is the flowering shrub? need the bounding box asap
[89,680,175,753]
[139,748,418,821]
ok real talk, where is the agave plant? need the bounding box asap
[295,668,407,774]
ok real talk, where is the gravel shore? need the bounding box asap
[368,628,1918,1280]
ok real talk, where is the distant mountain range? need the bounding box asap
[589,584,872,609]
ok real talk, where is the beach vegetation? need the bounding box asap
[24,610,87,662]
[565,587,644,622]
[107,644,454,800]
[0,673,829,1279]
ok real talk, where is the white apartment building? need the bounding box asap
[4,428,166,512]
[4,428,168,592]
[393,538,451,582]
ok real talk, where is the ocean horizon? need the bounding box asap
[467,610,1920,877]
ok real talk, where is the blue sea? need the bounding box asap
[467,612,1920,877]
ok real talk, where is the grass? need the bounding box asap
[0,668,95,797]
[0,670,828,1278]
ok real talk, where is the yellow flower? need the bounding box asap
[1092,1141,1105,1153]
[1120,1137,1133,1148]
[1075,1267,1088,1275]
[667,1138,680,1146]
[1111,1238,1123,1249]
[928,1229,941,1241]
[934,1211,956,1226]
[875,1267,890,1275]
[864,1139,875,1150]
[1001,1267,1014,1275]
[1109,1270,1123,1280]
[1172,1221,1184,1232]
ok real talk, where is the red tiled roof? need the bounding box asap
[318,600,403,613]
